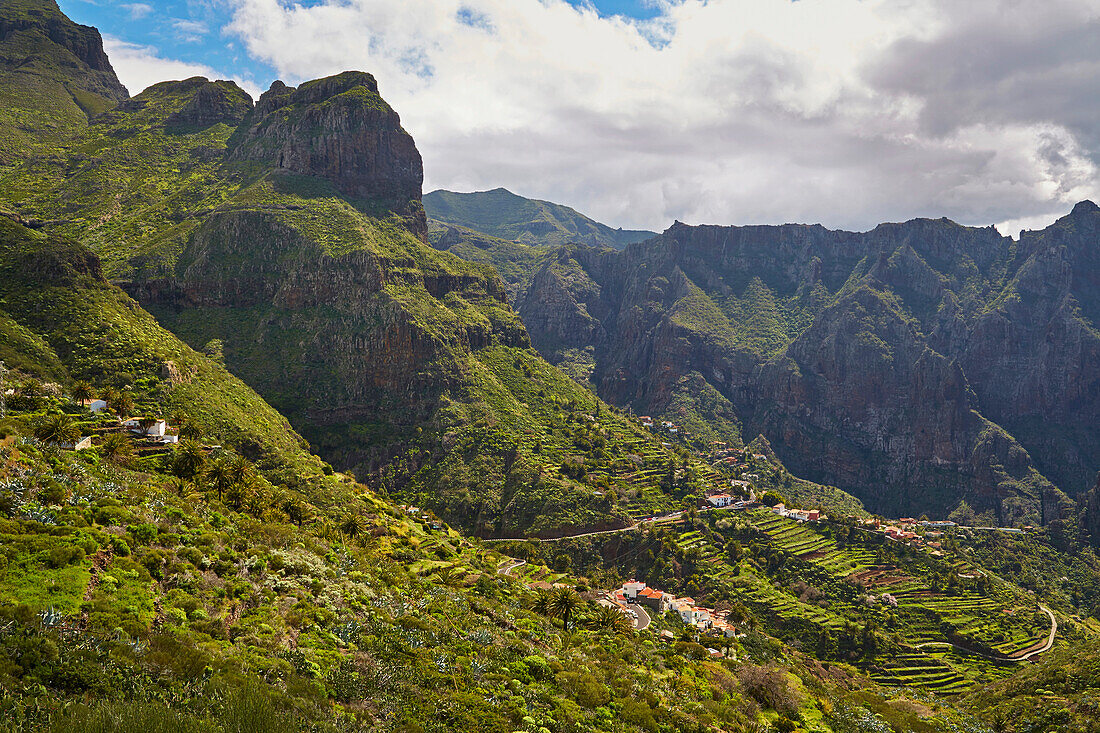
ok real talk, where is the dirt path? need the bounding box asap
[79,549,113,629]
[1013,605,1056,661]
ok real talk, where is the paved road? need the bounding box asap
[497,559,526,577]
[627,603,651,631]
[914,604,1056,662]
[1016,605,1057,661]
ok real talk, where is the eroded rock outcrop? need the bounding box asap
[514,209,1099,522]
[229,72,426,237]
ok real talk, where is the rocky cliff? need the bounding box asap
[512,211,1098,523]
[230,73,426,237]
[0,54,642,537]
[0,0,128,165]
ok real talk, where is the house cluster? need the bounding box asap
[607,580,740,637]
[771,504,823,522]
[860,517,957,551]
[705,442,746,467]
[638,416,683,436]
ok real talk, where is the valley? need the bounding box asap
[0,2,1097,732]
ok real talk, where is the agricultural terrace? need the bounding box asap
[536,505,1057,695]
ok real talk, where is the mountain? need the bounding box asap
[509,213,1100,525]
[0,12,722,539]
[0,0,128,167]
[424,187,657,249]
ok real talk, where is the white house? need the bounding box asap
[622,580,647,601]
[123,418,167,437]
[85,399,107,413]
[706,494,735,508]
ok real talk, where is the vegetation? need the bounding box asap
[424,188,656,250]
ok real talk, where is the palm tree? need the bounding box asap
[340,514,362,540]
[100,387,119,413]
[435,566,461,586]
[178,419,203,442]
[33,414,80,445]
[98,433,133,464]
[71,380,93,405]
[171,440,207,481]
[549,587,581,630]
[528,589,553,616]
[206,455,234,500]
[112,391,135,418]
[587,605,633,635]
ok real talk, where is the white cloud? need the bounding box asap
[121,3,153,19]
[221,0,1100,232]
[172,18,210,43]
[103,36,261,98]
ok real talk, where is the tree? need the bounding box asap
[206,456,234,500]
[529,589,553,616]
[761,491,784,507]
[550,587,581,630]
[178,419,204,442]
[71,381,93,404]
[137,416,158,435]
[98,433,133,464]
[33,414,80,445]
[171,440,207,481]
[111,391,135,417]
[586,605,632,636]
[340,514,363,540]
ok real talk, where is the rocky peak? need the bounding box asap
[229,71,425,238]
[0,0,128,102]
[166,79,253,129]
[255,80,294,116]
[1070,199,1099,217]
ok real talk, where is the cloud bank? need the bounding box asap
[219,0,1100,235]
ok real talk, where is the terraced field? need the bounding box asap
[720,508,1054,691]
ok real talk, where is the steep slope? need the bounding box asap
[0,212,328,480]
[510,214,1098,523]
[425,187,656,249]
[0,0,127,167]
[0,34,706,537]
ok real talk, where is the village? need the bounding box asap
[600,579,742,644]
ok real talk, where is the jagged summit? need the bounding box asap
[1071,199,1099,214]
[230,70,425,236]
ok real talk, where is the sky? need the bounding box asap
[60,0,1100,237]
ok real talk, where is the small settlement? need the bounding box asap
[601,580,741,639]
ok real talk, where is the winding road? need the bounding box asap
[913,604,1056,662]
[497,559,526,577]
[627,603,651,631]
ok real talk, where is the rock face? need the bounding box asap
[166,79,253,129]
[230,72,426,238]
[513,210,1100,522]
[0,0,128,164]
[0,0,128,102]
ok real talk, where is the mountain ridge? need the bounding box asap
[425,186,657,250]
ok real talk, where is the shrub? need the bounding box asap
[47,545,85,568]
[129,523,157,545]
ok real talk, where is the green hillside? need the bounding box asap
[0,213,994,731]
[424,188,656,250]
[0,62,700,539]
[0,0,128,168]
